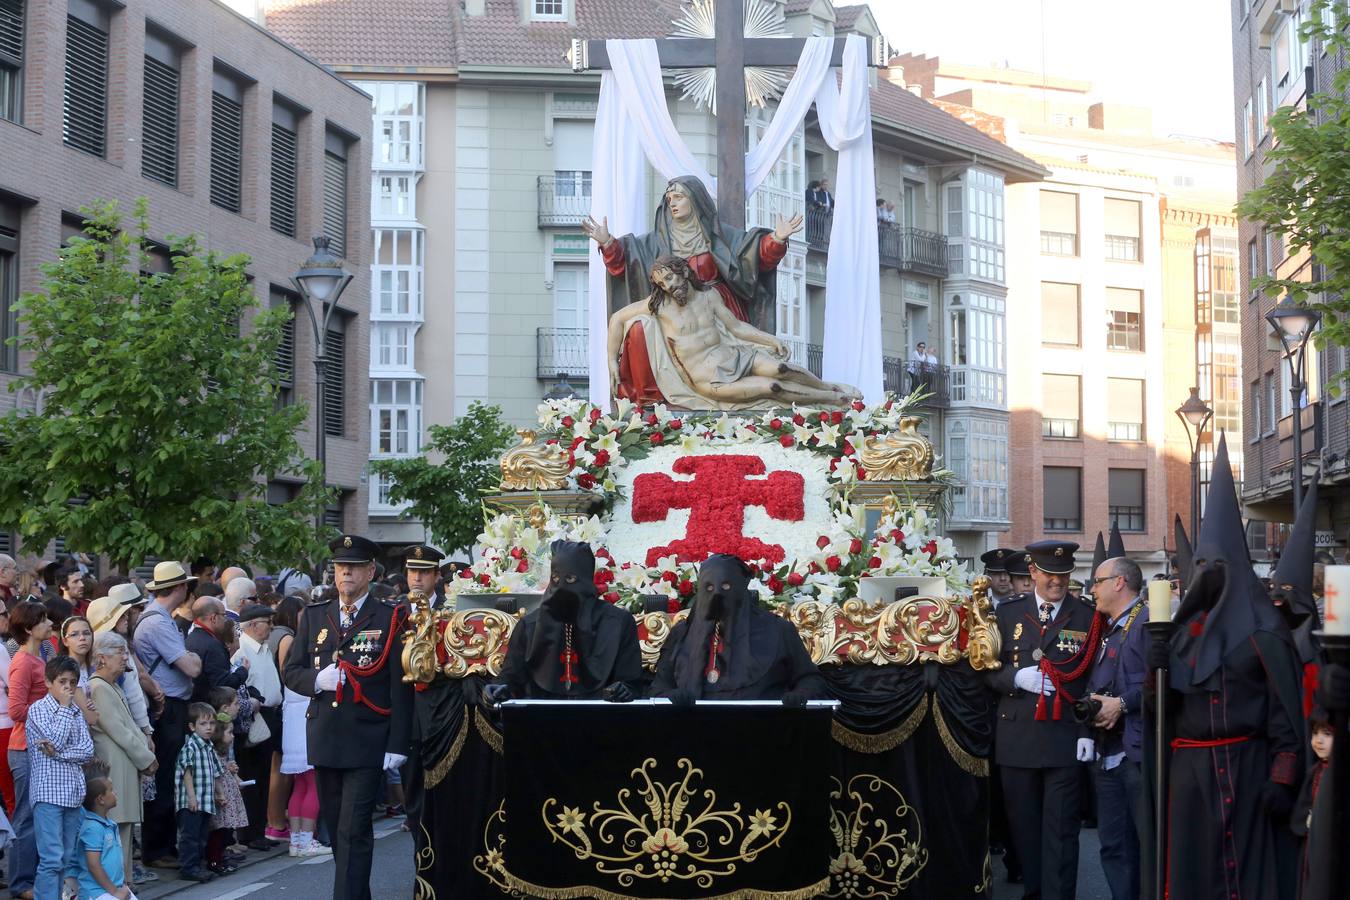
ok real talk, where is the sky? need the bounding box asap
[870,0,1237,142]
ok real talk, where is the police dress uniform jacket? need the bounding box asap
[985,592,1101,769]
[283,593,413,769]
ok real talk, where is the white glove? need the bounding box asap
[1013,666,1055,696]
[383,753,408,771]
[1076,738,1096,762]
[314,664,343,693]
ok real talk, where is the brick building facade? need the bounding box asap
[0,0,373,562]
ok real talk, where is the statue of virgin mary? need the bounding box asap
[582,176,802,405]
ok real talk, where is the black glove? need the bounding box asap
[603,682,635,703]
[1147,633,1172,672]
[1258,781,1296,820]
[667,689,697,708]
[781,690,809,708]
[482,683,512,707]
[1321,663,1350,713]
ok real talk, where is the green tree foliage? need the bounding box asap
[0,200,330,572]
[1236,1,1350,393]
[369,402,514,556]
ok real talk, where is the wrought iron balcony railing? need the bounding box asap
[537,327,590,380]
[538,174,592,227]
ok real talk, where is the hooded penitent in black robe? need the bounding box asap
[600,175,782,333]
[1159,436,1305,900]
[650,554,825,702]
[496,541,641,700]
[1270,475,1323,716]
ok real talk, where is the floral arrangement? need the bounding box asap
[449,499,969,613]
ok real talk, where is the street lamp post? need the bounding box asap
[1175,387,1213,540]
[1265,296,1322,515]
[292,236,353,537]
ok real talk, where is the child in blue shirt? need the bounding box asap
[78,775,132,900]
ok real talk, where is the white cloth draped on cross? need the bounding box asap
[587,35,881,406]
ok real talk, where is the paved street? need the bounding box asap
[992,827,1110,900]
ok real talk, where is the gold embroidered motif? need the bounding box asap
[825,774,927,897]
[414,818,438,900]
[541,757,792,889]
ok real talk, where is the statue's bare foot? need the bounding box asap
[832,383,862,402]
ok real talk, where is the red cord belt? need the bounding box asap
[1170,736,1250,750]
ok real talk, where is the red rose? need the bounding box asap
[678,579,695,596]
[792,413,805,425]
[742,424,756,433]
[884,400,893,411]
[779,434,794,447]
[650,432,664,445]
[477,573,491,585]
[595,568,615,585]
[891,530,905,543]
[509,547,523,560]
[596,547,611,561]
[515,560,529,573]
[593,449,610,467]
[856,464,866,481]
[852,400,866,412]
[831,410,844,425]
[869,556,882,568]
[829,457,840,472]
[768,575,784,594]
[577,473,597,489]
[849,538,863,555]
[603,591,619,604]
[645,413,659,426]
[661,571,678,584]
[669,419,683,429]
[808,562,821,574]
[924,540,938,558]
[570,435,586,450]
[826,556,842,572]
[589,408,602,423]
[819,411,830,422]
[561,415,574,428]
[787,572,804,587]
[770,417,783,430]
[816,536,831,549]
[458,569,473,579]
[667,599,682,614]
[842,440,855,456]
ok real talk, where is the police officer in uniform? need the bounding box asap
[283,535,413,900]
[985,540,1102,900]
[400,542,445,842]
[980,548,1017,606]
[1006,550,1034,597]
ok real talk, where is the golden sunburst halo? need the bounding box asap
[670,0,792,113]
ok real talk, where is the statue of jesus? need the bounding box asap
[607,256,859,410]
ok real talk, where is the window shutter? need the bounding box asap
[323,325,344,436]
[270,122,298,237]
[0,530,11,554]
[0,0,23,66]
[322,150,347,258]
[1109,469,1144,508]
[1041,282,1079,345]
[1104,198,1141,237]
[323,499,344,530]
[1042,374,1080,422]
[1105,287,1142,313]
[63,15,108,157]
[1040,191,1077,233]
[1107,378,1144,424]
[210,91,244,212]
[141,55,179,187]
[1043,467,1082,524]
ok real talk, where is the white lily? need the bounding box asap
[591,431,620,454]
[537,403,561,429]
[814,422,841,447]
[518,527,542,554]
[792,422,814,445]
[678,433,701,453]
[614,397,633,419]
[713,414,735,438]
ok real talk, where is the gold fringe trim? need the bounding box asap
[494,868,832,900]
[830,697,928,754]
[932,700,989,777]
[424,711,471,789]
[475,706,504,755]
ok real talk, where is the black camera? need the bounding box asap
[1071,695,1104,725]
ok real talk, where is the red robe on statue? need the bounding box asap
[602,236,787,404]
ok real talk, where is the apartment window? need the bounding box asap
[1255,77,1268,136]
[945,417,1009,522]
[63,0,110,158]
[363,81,423,169]
[1264,372,1276,434]
[1211,235,1240,323]
[553,119,593,206]
[141,40,181,188]
[966,169,1005,282]
[1039,190,1078,256]
[1103,198,1142,262]
[0,200,18,373]
[323,319,345,437]
[1105,287,1143,352]
[210,70,245,213]
[0,0,25,123]
[1241,97,1253,159]
[1108,469,1146,533]
[1043,466,1082,532]
[947,291,1006,406]
[533,0,565,20]
[322,130,349,258]
[1107,378,1145,441]
[1272,7,1307,102]
[270,288,295,406]
[372,228,424,318]
[1042,374,1081,438]
[945,184,963,237]
[372,323,413,370]
[374,175,415,221]
[553,262,588,330]
[270,103,300,237]
[370,379,423,455]
[1264,230,1279,277]
[1041,282,1080,346]
[1251,381,1262,440]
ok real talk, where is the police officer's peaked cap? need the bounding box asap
[329,534,380,564]
[1005,551,1032,578]
[402,544,446,571]
[979,548,1017,574]
[1025,540,1079,575]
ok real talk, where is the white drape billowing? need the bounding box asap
[587,35,882,406]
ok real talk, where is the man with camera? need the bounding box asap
[1084,555,1150,900]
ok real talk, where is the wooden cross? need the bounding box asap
[569,2,885,230]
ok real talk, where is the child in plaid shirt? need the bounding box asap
[173,703,223,884]
[27,655,95,900]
